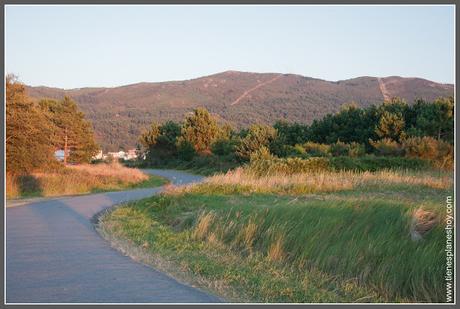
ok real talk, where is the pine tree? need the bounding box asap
[6,75,55,174]
[179,108,219,153]
[375,111,406,141]
[236,124,277,160]
[39,97,98,164]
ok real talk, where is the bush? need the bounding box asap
[284,145,307,158]
[330,155,430,172]
[330,141,349,157]
[180,108,219,153]
[348,142,366,157]
[182,154,240,175]
[177,140,196,161]
[236,125,277,161]
[402,136,453,170]
[211,139,238,156]
[302,142,331,157]
[249,148,330,176]
[369,138,404,156]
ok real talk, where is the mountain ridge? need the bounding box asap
[26,70,453,90]
[25,71,454,151]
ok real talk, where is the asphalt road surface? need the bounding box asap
[6,169,221,303]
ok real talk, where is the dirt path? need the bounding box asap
[378,77,391,101]
[230,74,283,106]
[6,169,220,303]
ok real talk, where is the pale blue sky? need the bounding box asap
[5,5,455,89]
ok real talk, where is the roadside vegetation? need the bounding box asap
[100,97,454,303]
[6,76,166,199]
[136,98,453,175]
[6,162,168,199]
[100,166,452,302]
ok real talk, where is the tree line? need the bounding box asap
[139,96,454,169]
[6,75,98,175]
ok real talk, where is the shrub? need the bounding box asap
[402,136,453,170]
[330,141,349,157]
[211,139,238,156]
[284,145,306,158]
[182,154,240,175]
[249,148,330,176]
[249,146,275,161]
[177,140,196,161]
[180,108,219,153]
[236,125,277,161]
[348,142,366,157]
[330,155,430,172]
[302,142,331,157]
[369,138,404,156]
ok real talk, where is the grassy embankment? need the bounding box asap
[127,155,240,176]
[6,162,168,199]
[133,154,431,177]
[99,167,453,303]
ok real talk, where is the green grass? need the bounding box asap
[134,154,240,176]
[99,174,452,303]
[128,174,169,189]
[90,174,169,193]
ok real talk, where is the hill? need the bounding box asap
[26,71,454,151]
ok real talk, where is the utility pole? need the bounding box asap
[64,127,68,165]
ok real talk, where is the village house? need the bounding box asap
[94,149,138,161]
[54,149,65,161]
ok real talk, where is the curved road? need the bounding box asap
[6,169,221,303]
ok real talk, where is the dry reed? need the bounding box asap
[177,167,452,196]
[7,162,149,198]
[68,162,148,183]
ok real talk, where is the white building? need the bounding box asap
[125,149,138,160]
[92,149,138,161]
[54,150,65,161]
[92,150,104,160]
[107,151,126,159]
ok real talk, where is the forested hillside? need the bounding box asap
[26,71,454,151]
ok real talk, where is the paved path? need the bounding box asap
[6,169,221,303]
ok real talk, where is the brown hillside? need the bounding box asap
[26,71,454,151]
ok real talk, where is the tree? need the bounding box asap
[139,123,161,150]
[217,123,235,140]
[177,140,196,161]
[307,104,379,148]
[158,121,182,151]
[374,98,408,141]
[6,75,55,174]
[139,121,181,163]
[375,110,406,141]
[273,120,309,146]
[180,108,219,153]
[39,97,98,164]
[407,97,454,142]
[236,124,277,160]
[211,139,239,156]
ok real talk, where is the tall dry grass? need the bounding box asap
[101,164,452,302]
[178,167,452,196]
[6,162,149,199]
[68,162,148,183]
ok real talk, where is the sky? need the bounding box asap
[5,5,455,89]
